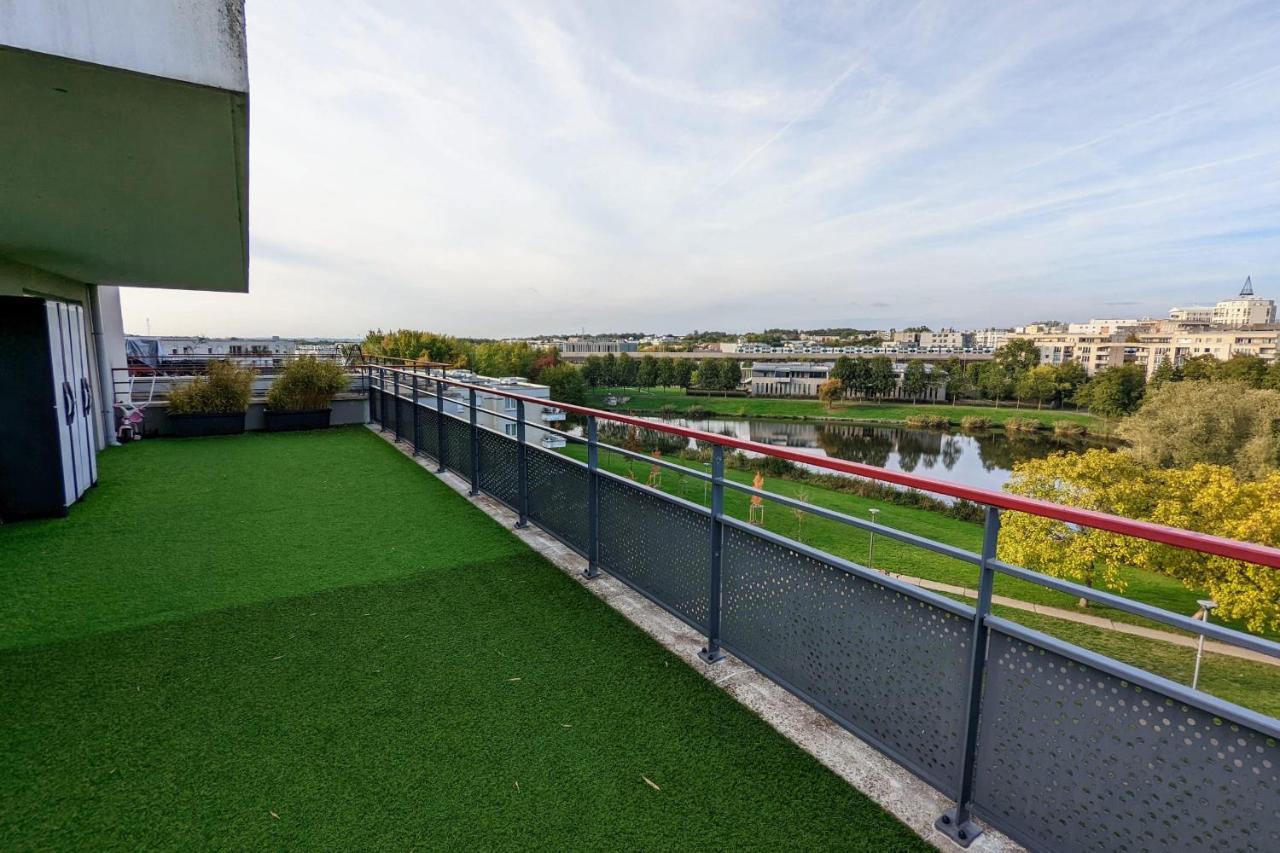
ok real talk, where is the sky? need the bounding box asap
[121,0,1280,338]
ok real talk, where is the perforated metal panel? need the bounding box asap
[597,474,711,630]
[395,397,414,441]
[369,383,381,423]
[415,405,440,459]
[380,390,395,432]
[477,429,520,508]
[973,629,1280,853]
[525,446,590,553]
[440,414,472,477]
[719,524,972,794]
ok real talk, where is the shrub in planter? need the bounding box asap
[167,360,253,436]
[265,357,346,431]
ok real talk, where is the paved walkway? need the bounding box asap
[885,573,1279,667]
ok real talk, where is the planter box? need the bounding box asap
[169,413,246,437]
[264,408,332,432]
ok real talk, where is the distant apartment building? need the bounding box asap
[1065,318,1141,335]
[971,328,1013,350]
[555,339,639,354]
[891,327,971,350]
[1034,334,1127,374]
[1170,279,1274,328]
[745,362,945,401]
[131,335,297,358]
[638,334,680,346]
[127,336,300,371]
[430,370,566,449]
[1211,296,1276,327]
[747,362,832,396]
[1168,305,1214,323]
[1033,328,1280,379]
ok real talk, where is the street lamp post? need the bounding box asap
[868,508,881,568]
[1192,598,1217,691]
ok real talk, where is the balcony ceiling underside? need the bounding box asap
[0,46,248,292]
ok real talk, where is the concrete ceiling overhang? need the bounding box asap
[0,45,248,292]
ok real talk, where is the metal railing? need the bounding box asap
[366,364,1280,852]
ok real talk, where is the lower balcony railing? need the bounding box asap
[364,363,1280,853]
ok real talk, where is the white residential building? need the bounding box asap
[1066,319,1142,335]
[1169,306,1214,323]
[429,370,567,449]
[1211,297,1275,327]
[745,362,945,400]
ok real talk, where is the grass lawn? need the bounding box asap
[587,387,1102,429]
[563,442,1280,717]
[0,427,926,851]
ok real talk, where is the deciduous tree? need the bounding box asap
[901,360,929,403]
[1015,364,1059,409]
[1216,354,1267,388]
[1000,449,1280,630]
[818,378,843,410]
[1118,381,1280,479]
[722,359,743,391]
[538,363,587,406]
[867,357,897,399]
[1077,364,1145,418]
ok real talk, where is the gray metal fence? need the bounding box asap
[367,366,1280,852]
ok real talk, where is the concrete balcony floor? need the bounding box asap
[0,427,926,850]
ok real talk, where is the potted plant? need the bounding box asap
[264,357,347,431]
[167,360,253,436]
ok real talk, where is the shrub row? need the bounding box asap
[672,447,986,523]
[168,357,346,416]
[904,414,950,429]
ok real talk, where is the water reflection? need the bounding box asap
[646,417,1103,492]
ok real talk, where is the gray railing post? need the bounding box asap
[411,373,420,454]
[699,444,726,664]
[583,415,600,579]
[515,399,529,528]
[392,370,401,441]
[378,368,387,432]
[434,377,446,473]
[468,388,480,496]
[936,505,1001,847]
[366,366,374,424]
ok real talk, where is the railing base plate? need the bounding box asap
[698,647,724,664]
[934,809,982,848]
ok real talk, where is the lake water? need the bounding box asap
[638,416,1105,493]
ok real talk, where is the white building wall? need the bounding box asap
[1212,297,1276,327]
[0,0,248,92]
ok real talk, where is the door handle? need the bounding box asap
[62,381,76,424]
[81,377,93,416]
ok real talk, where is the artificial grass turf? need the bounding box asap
[0,426,530,650]
[0,427,927,851]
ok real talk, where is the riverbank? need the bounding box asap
[558,440,1278,716]
[587,387,1104,431]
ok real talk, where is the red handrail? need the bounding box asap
[369,364,1280,569]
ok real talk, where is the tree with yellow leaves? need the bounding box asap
[1000,449,1280,632]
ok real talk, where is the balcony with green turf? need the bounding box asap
[0,426,926,850]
